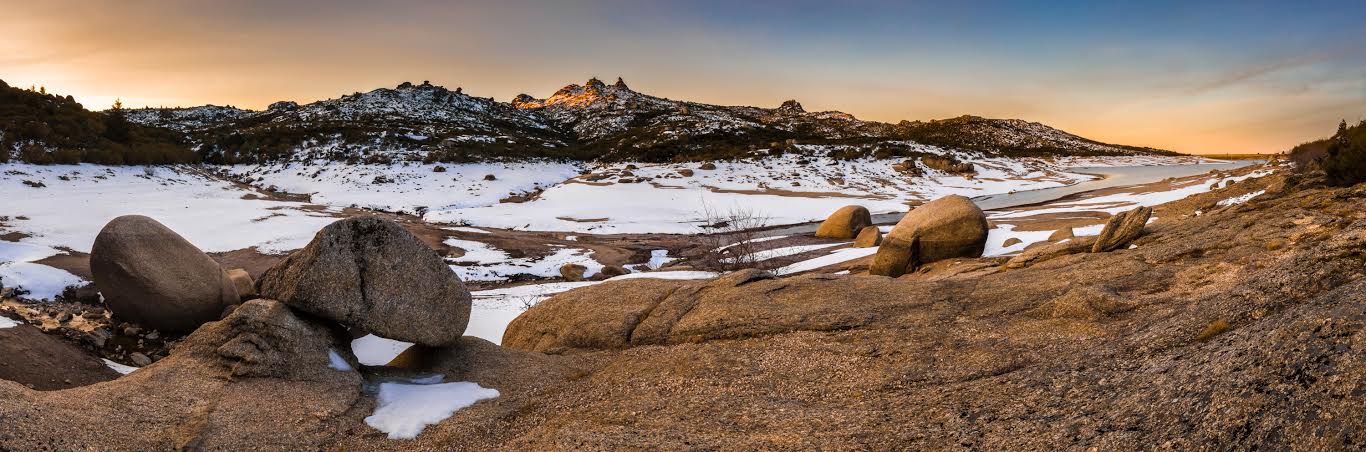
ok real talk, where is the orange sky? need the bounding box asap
[2,1,1363,154]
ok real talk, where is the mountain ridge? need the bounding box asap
[4,77,1177,164]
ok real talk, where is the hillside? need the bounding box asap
[0,80,195,164]
[896,115,1176,157]
[2,77,1176,165]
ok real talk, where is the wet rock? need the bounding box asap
[1002,237,1023,247]
[90,215,238,333]
[1092,206,1152,252]
[257,217,471,346]
[852,226,882,248]
[870,195,988,277]
[815,205,873,239]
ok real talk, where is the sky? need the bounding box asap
[1,0,1363,154]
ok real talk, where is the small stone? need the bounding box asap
[129,352,152,367]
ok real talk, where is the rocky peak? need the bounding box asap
[511,94,540,109]
[777,100,805,114]
[585,77,607,92]
[267,101,299,112]
[614,77,629,90]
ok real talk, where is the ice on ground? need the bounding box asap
[989,169,1275,220]
[424,153,1096,234]
[983,224,1056,257]
[0,163,338,254]
[328,349,354,371]
[364,381,500,439]
[0,262,85,301]
[716,234,789,252]
[101,358,138,375]
[645,249,676,270]
[610,271,720,280]
[229,161,583,215]
[0,315,20,329]
[446,238,604,282]
[466,271,719,344]
[1217,190,1266,207]
[774,247,878,275]
[445,226,490,234]
[0,241,87,300]
[743,243,846,263]
[352,334,414,366]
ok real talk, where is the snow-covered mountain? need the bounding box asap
[123,77,1174,163]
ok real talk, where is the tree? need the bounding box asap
[1321,119,1365,186]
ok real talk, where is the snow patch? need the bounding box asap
[774,247,878,275]
[1217,190,1266,207]
[364,381,500,439]
[0,316,20,329]
[101,358,138,375]
[351,335,413,366]
[328,349,354,371]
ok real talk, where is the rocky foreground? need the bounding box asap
[0,169,1363,450]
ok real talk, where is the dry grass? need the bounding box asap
[1195,319,1230,342]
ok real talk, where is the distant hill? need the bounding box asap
[0,79,195,164]
[4,77,1176,165]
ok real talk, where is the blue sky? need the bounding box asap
[1,0,1362,153]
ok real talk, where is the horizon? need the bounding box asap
[3,0,1364,154]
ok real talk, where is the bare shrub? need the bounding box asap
[693,201,771,271]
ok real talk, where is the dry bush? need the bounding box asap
[693,201,771,272]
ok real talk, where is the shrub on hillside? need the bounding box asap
[1321,120,1366,186]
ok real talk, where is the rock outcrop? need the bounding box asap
[599,265,629,278]
[258,217,471,346]
[6,168,1364,450]
[1005,236,1096,269]
[852,226,882,248]
[225,269,255,301]
[1048,227,1075,241]
[1092,206,1152,252]
[90,215,239,332]
[559,264,587,281]
[815,205,873,239]
[869,195,988,277]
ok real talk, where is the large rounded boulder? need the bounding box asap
[869,195,988,277]
[91,215,239,333]
[257,217,471,346]
[815,205,873,239]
